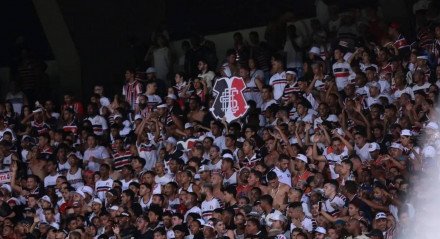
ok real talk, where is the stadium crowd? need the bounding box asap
[1,1,440,239]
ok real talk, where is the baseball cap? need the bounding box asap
[146,67,156,74]
[166,94,177,100]
[390,143,403,151]
[1,184,11,193]
[222,153,234,160]
[184,123,194,129]
[109,205,119,211]
[296,154,308,164]
[286,68,297,76]
[269,213,286,222]
[368,81,381,91]
[368,142,380,152]
[203,219,215,229]
[81,186,94,196]
[417,55,428,60]
[315,227,327,234]
[157,103,167,109]
[400,129,412,136]
[119,211,130,217]
[134,114,143,121]
[40,195,52,205]
[164,137,177,146]
[375,212,387,220]
[309,46,320,55]
[198,165,211,173]
[74,190,85,198]
[92,198,102,205]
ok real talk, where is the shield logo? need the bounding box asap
[210,77,249,123]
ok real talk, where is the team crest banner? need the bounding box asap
[210,77,249,123]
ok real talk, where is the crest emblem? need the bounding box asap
[210,77,249,123]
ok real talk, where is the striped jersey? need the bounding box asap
[95,178,113,201]
[31,121,51,136]
[62,120,78,136]
[137,142,157,171]
[332,61,354,91]
[282,81,300,102]
[201,197,222,221]
[394,34,409,50]
[112,150,132,170]
[122,80,143,110]
[87,115,108,136]
[269,71,287,101]
[323,193,348,216]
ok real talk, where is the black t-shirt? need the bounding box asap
[134,229,154,239]
[120,226,137,239]
[0,201,12,217]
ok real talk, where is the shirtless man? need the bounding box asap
[247,170,269,195]
[210,172,225,202]
[267,171,289,211]
[187,95,207,123]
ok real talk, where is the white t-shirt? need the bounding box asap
[44,173,60,187]
[273,167,292,187]
[355,143,372,162]
[84,146,110,172]
[67,168,84,189]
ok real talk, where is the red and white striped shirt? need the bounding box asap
[332,61,354,91]
[122,80,143,109]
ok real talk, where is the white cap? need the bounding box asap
[390,143,403,151]
[309,46,320,55]
[315,227,327,234]
[368,81,381,91]
[375,212,387,220]
[74,190,85,198]
[157,103,167,109]
[81,186,94,196]
[134,114,143,121]
[368,142,380,152]
[92,198,102,205]
[184,123,194,129]
[286,68,297,76]
[417,55,428,60]
[109,205,119,211]
[401,129,412,137]
[296,154,308,163]
[203,220,215,229]
[165,137,177,146]
[146,67,156,74]
[40,195,52,205]
[425,122,439,130]
[222,153,234,160]
[198,165,211,173]
[166,94,177,100]
[265,211,283,227]
[32,108,43,113]
[1,184,11,193]
[114,114,122,119]
[269,213,286,222]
